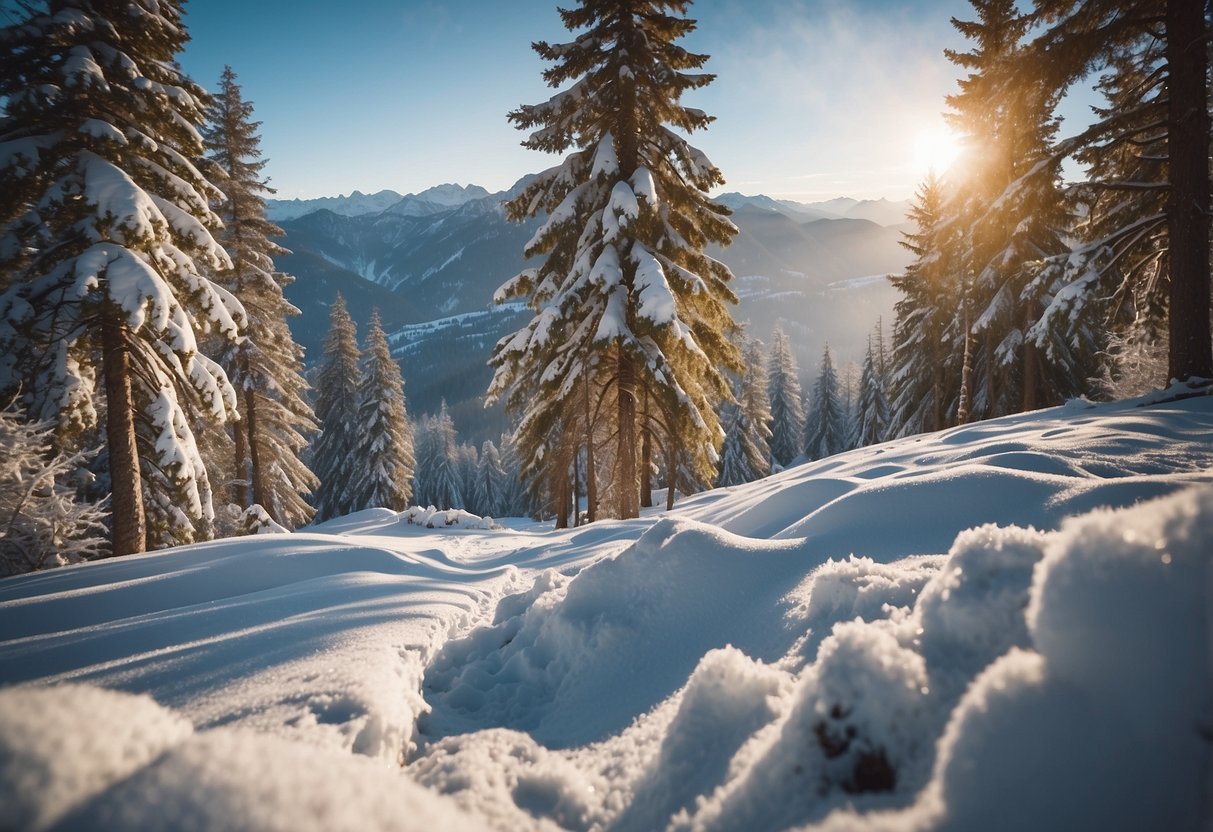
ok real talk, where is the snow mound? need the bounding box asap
[0,685,472,832]
[0,685,192,831]
[421,519,809,748]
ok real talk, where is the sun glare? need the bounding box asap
[913,126,962,177]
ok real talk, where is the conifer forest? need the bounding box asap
[0,0,1209,572]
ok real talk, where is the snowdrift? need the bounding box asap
[1,393,1211,831]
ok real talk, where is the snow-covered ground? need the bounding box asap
[2,391,1211,831]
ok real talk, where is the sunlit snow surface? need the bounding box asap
[1,392,1211,831]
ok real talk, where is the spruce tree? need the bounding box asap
[852,338,891,448]
[203,66,318,528]
[804,344,849,460]
[766,325,806,467]
[353,310,414,512]
[475,440,507,519]
[942,0,1094,418]
[413,403,463,511]
[312,295,361,521]
[889,174,961,436]
[489,0,740,519]
[1017,0,1209,384]
[0,1,244,554]
[717,338,773,486]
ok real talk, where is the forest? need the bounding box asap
[0,0,1208,573]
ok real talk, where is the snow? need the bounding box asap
[1,391,1212,830]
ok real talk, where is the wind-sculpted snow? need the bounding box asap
[0,393,1210,830]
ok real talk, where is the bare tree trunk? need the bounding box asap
[616,349,639,518]
[1166,0,1212,383]
[100,307,146,556]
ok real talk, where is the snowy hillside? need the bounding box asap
[2,391,1210,831]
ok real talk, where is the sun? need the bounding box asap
[912,126,963,177]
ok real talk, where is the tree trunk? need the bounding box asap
[957,298,974,425]
[639,386,652,508]
[245,388,269,516]
[616,348,639,518]
[583,380,596,523]
[553,461,569,529]
[1021,302,1039,412]
[1166,0,1212,383]
[572,445,581,527]
[232,406,248,507]
[665,434,677,512]
[100,307,146,556]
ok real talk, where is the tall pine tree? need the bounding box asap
[1030,0,1210,385]
[489,0,740,519]
[353,310,414,512]
[766,325,806,467]
[852,337,891,447]
[203,66,318,529]
[804,344,849,460]
[0,0,244,554]
[312,295,361,521]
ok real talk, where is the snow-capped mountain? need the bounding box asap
[266,183,494,222]
[265,189,406,222]
[716,192,913,226]
[273,185,912,443]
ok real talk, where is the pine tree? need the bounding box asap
[941,0,1095,419]
[716,338,772,486]
[852,337,891,448]
[804,344,849,460]
[203,66,318,529]
[353,310,414,512]
[488,0,740,519]
[1019,0,1209,384]
[413,403,463,511]
[766,325,806,467]
[475,440,508,519]
[1,402,108,576]
[889,174,961,436]
[312,295,361,521]
[455,442,479,514]
[0,1,245,555]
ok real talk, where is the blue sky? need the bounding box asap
[177,1,1020,201]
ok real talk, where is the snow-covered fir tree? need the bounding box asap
[353,310,414,513]
[766,325,806,467]
[474,440,508,519]
[804,344,850,460]
[1031,0,1210,384]
[203,66,318,529]
[941,0,1096,418]
[488,0,740,519]
[412,402,463,511]
[890,174,961,436]
[312,295,362,521]
[716,338,772,487]
[455,442,479,514]
[0,402,108,576]
[852,337,891,448]
[0,0,244,554]
[497,431,530,518]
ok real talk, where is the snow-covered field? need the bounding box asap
[2,391,1211,831]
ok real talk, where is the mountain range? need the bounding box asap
[269,183,913,444]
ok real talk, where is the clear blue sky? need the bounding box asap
[176,0,1066,202]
